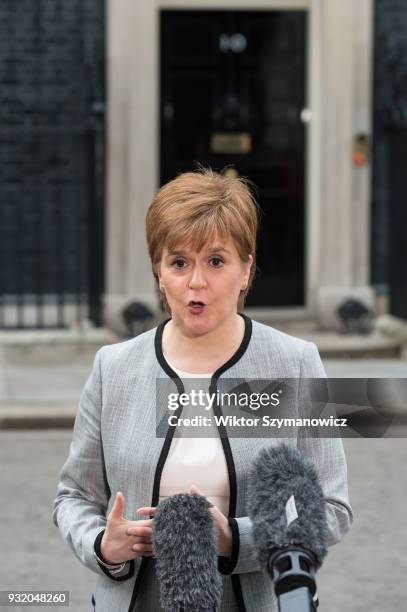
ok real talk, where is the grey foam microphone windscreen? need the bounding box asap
[247,443,329,568]
[153,492,223,611]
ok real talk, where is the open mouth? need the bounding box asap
[188,301,206,307]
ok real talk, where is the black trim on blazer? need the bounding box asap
[94,529,135,582]
[126,318,188,612]
[210,313,252,612]
[218,517,239,575]
[127,313,252,612]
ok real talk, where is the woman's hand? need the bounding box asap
[100,492,154,564]
[189,484,233,557]
[134,485,233,559]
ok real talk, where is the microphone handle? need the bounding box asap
[278,586,317,612]
[267,548,319,612]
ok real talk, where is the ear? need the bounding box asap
[155,261,162,283]
[244,254,253,283]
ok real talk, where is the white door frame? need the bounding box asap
[105,0,322,331]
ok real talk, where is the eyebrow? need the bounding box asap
[166,246,231,257]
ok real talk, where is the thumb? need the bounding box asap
[189,484,215,513]
[109,491,125,521]
[189,484,205,496]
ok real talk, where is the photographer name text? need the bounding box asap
[167,415,348,428]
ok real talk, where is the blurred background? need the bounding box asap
[0,1,407,611]
[0,0,406,342]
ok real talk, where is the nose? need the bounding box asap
[188,264,208,289]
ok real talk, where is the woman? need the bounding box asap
[52,167,353,612]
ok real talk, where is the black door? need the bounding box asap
[160,10,307,306]
[0,0,105,328]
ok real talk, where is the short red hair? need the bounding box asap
[146,166,259,313]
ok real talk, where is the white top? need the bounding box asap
[158,357,230,517]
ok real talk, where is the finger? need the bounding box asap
[109,491,125,521]
[189,485,214,510]
[136,507,156,514]
[131,543,154,554]
[189,484,204,495]
[128,535,152,544]
[132,517,155,527]
[189,485,210,501]
[126,525,152,537]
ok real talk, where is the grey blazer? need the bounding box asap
[52,314,353,612]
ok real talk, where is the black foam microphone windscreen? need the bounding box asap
[247,443,329,569]
[153,492,223,611]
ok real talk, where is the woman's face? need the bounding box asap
[157,234,253,336]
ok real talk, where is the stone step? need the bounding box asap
[264,320,404,359]
[0,327,120,364]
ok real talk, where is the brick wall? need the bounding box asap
[0,0,105,296]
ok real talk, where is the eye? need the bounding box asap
[210,257,224,267]
[171,258,187,269]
